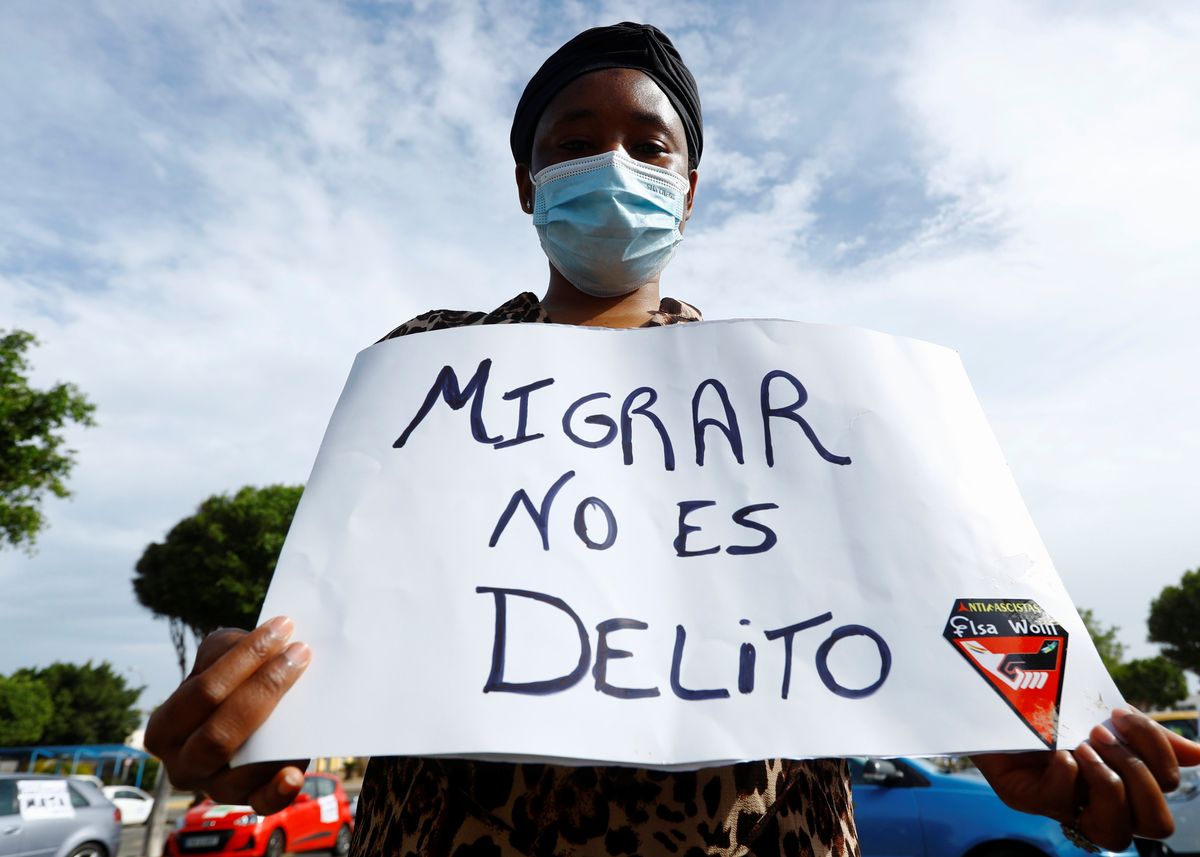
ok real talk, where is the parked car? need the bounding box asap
[850,757,1140,857]
[101,785,154,826]
[165,773,353,857]
[1157,763,1200,856]
[0,773,122,857]
[65,778,104,793]
[1151,711,1199,742]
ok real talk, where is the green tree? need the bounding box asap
[1078,607,1126,673]
[0,674,53,745]
[13,662,142,745]
[1149,568,1200,673]
[1112,656,1188,710]
[132,484,303,671]
[0,330,96,551]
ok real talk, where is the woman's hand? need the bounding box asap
[144,616,312,814]
[973,708,1200,850]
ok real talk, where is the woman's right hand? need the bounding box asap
[144,616,312,814]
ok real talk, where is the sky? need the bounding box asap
[1,0,1198,716]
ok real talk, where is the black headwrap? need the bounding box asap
[510,22,703,170]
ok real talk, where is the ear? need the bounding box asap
[515,163,534,215]
[680,168,699,233]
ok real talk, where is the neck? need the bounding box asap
[540,266,662,329]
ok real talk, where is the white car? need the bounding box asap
[101,786,154,825]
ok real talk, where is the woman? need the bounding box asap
[145,22,1197,856]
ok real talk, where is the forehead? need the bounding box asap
[535,68,684,135]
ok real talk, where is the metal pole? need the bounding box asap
[141,761,171,857]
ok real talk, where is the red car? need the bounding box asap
[165,773,353,857]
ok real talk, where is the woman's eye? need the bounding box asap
[637,142,668,156]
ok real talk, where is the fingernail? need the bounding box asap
[280,769,303,794]
[283,641,312,668]
[1093,724,1119,745]
[1111,707,1133,720]
[266,616,294,639]
[1076,741,1101,762]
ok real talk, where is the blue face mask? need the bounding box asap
[531,151,691,298]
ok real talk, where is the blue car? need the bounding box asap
[850,757,1141,857]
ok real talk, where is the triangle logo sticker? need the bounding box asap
[943,599,1068,749]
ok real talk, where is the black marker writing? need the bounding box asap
[761,369,851,467]
[477,588,892,703]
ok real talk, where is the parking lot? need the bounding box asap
[117,801,184,857]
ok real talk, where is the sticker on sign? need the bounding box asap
[944,598,1068,748]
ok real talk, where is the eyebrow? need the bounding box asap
[552,108,678,139]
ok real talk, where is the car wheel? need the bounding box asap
[331,824,351,856]
[265,829,286,857]
[66,844,108,857]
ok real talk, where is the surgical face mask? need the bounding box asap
[530,151,690,298]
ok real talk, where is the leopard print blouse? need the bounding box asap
[352,292,859,857]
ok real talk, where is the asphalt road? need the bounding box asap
[118,804,184,857]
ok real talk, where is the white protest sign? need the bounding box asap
[237,319,1121,768]
[18,780,74,820]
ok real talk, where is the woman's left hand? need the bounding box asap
[973,708,1200,851]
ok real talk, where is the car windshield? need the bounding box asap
[847,757,936,782]
[890,756,986,778]
[1160,717,1199,741]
